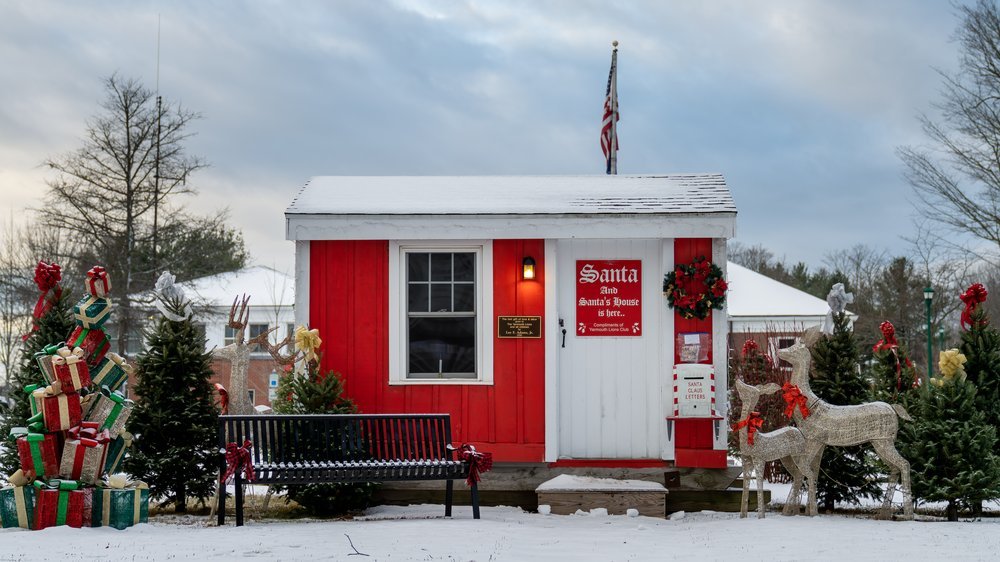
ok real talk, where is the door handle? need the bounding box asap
[559,318,567,348]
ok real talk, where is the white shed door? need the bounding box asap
[556,239,665,459]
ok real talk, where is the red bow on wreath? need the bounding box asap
[24,261,63,341]
[221,440,254,483]
[456,444,493,486]
[960,283,989,331]
[732,412,764,445]
[781,383,810,419]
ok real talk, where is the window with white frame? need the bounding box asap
[390,242,492,384]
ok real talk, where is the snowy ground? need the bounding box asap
[4,499,1000,561]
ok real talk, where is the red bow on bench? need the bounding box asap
[457,444,493,487]
[222,440,254,483]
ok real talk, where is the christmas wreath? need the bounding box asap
[662,256,728,320]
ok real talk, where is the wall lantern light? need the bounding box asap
[522,256,536,280]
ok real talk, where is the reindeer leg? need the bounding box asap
[804,441,824,517]
[780,455,803,516]
[872,439,911,520]
[756,460,767,519]
[740,456,750,518]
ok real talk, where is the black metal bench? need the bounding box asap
[216,413,480,526]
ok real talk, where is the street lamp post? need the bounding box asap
[924,286,934,386]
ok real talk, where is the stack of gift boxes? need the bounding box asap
[0,266,149,531]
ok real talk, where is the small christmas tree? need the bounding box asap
[272,326,375,515]
[868,321,919,403]
[898,349,1000,521]
[0,262,73,477]
[125,272,218,512]
[810,310,881,511]
[958,284,1000,440]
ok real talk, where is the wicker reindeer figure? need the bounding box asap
[778,332,914,520]
[733,380,813,518]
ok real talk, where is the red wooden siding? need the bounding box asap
[672,237,726,468]
[672,238,714,365]
[309,239,546,462]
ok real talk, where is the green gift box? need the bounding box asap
[91,353,131,392]
[73,295,112,329]
[104,431,133,475]
[92,483,148,530]
[0,485,35,529]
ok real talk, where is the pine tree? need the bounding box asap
[125,285,218,512]
[809,311,880,511]
[868,321,920,404]
[960,307,1000,447]
[898,374,1000,521]
[272,351,376,515]
[0,275,73,476]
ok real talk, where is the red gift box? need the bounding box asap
[14,430,60,481]
[33,481,92,529]
[52,346,92,392]
[86,265,112,297]
[67,326,110,367]
[40,391,82,432]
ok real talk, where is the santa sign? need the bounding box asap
[575,259,642,337]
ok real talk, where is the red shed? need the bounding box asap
[285,175,737,469]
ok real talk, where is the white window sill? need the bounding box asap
[388,378,495,386]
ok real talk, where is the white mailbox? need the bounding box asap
[672,363,716,417]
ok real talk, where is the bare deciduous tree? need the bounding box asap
[899,0,1000,259]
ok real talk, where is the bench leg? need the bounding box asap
[470,481,480,520]
[445,479,454,517]
[217,477,226,526]
[235,472,244,527]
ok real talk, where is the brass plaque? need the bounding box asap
[497,316,542,338]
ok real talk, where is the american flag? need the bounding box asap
[601,44,619,175]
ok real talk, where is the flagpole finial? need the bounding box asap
[612,40,618,49]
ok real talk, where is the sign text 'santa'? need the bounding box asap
[578,263,639,284]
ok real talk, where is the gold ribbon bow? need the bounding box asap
[294,326,322,362]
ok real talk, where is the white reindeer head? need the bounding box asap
[734,379,780,415]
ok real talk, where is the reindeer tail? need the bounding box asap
[892,404,913,422]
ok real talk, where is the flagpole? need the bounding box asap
[610,40,618,175]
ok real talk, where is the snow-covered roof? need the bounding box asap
[287,175,736,215]
[179,265,294,308]
[286,175,737,240]
[726,262,845,332]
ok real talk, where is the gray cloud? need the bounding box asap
[0,0,971,274]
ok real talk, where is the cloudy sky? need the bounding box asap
[0,1,969,275]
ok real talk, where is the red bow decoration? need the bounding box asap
[741,340,759,357]
[872,320,909,391]
[781,383,810,419]
[960,283,989,331]
[67,421,110,444]
[732,412,764,445]
[24,261,63,341]
[457,444,492,486]
[221,440,254,483]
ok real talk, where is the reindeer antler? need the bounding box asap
[227,294,251,345]
[247,326,301,367]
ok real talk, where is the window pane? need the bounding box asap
[453,253,474,282]
[408,253,429,282]
[408,317,476,376]
[431,283,452,312]
[431,253,452,281]
[453,283,475,312]
[408,283,429,312]
[224,326,237,345]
